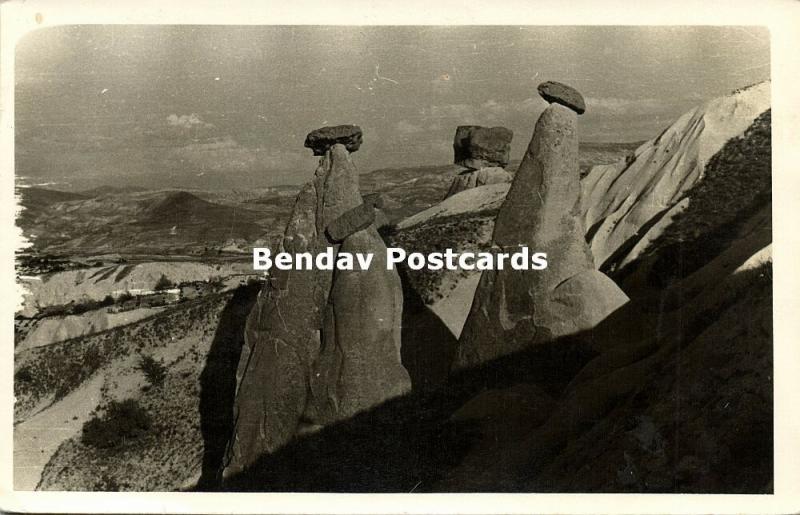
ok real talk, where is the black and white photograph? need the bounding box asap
[3,2,800,512]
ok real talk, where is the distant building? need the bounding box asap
[140,289,180,307]
[107,288,180,312]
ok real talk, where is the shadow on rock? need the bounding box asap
[396,263,460,392]
[196,283,261,491]
[221,329,593,492]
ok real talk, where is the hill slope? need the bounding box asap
[582,81,770,270]
[16,189,274,256]
[14,285,259,490]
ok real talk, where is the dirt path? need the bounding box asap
[14,374,104,490]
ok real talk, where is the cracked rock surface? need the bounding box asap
[225,143,410,477]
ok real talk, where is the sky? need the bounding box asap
[15,25,770,190]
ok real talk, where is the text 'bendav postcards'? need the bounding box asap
[252,246,548,271]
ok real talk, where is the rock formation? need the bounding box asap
[303,124,363,155]
[224,133,410,477]
[454,82,628,371]
[446,167,512,198]
[446,126,513,198]
[581,81,771,270]
[325,201,376,242]
[453,125,513,169]
[537,81,586,114]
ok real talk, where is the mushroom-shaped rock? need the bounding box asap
[224,143,410,480]
[304,125,363,155]
[454,102,628,371]
[537,81,586,115]
[453,125,513,169]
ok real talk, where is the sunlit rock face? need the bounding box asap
[225,141,409,478]
[455,85,628,371]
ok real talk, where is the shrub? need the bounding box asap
[154,274,175,291]
[137,355,167,387]
[208,276,225,292]
[15,366,33,384]
[81,399,152,449]
[94,473,123,491]
[117,291,134,302]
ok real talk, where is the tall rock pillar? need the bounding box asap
[455,82,629,371]
[224,126,410,478]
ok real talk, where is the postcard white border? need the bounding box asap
[1,0,799,513]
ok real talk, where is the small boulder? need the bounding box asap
[453,125,513,169]
[304,125,363,155]
[326,201,376,242]
[537,81,586,115]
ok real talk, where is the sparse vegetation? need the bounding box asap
[33,294,117,318]
[641,110,771,286]
[81,399,152,449]
[29,288,245,491]
[15,366,34,384]
[388,210,497,303]
[137,355,167,387]
[14,290,230,419]
[53,345,105,400]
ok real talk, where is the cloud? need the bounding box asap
[423,97,546,126]
[166,113,215,129]
[166,136,316,174]
[135,113,219,145]
[479,97,546,122]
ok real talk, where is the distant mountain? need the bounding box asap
[16,187,89,228]
[79,185,148,197]
[16,140,637,258]
[17,187,89,207]
[139,191,252,226]
[16,189,275,256]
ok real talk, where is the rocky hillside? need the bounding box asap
[617,109,771,292]
[14,284,260,490]
[582,81,771,271]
